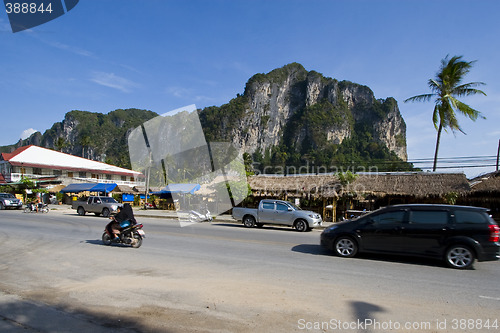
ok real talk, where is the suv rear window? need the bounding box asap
[410,210,448,225]
[454,210,488,224]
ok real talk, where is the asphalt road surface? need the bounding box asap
[1,209,499,332]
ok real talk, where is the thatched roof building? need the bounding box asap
[248,174,336,198]
[344,172,470,198]
[248,172,471,199]
[470,171,500,194]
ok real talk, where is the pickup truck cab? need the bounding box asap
[72,196,122,217]
[232,199,322,232]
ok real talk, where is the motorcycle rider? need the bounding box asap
[106,203,136,241]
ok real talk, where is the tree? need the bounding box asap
[54,136,68,152]
[405,55,486,171]
[80,135,91,159]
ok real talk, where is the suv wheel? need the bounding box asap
[77,207,86,216]
[334,236,358,258]
[445,245,475,269]
[0,202,4,210]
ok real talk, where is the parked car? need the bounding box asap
[320,204,500,269]
[232,199,322,232]
[72,196,122,217]
[0,193,23,210]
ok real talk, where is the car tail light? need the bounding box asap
[488,224,500,242]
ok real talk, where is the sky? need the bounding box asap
[1,0,499,178]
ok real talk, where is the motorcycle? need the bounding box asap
[102,221,145,248]
[188,208,213,223]
[24,203,49,213]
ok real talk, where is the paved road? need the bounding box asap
[1,209,499,332]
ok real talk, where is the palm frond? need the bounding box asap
[454,99,485,121]
[404,93,435,103]
[453,82,486,97]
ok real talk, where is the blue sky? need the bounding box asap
[1,0,499,178]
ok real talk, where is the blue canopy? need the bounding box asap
[152,183,200,195]
[90,183,117,193]
[60,183,117,193]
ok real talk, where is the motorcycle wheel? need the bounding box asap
[131,232,143,248]
[24,207,31,213]
[102,232,112,246]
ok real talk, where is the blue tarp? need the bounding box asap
[152,183,201,196]
[60,183,117,193]
[90,183,117,193]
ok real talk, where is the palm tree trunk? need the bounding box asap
[433,124,443,172]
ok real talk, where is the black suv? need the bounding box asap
[320,204,500,269]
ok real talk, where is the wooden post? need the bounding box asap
[322,198,326,220]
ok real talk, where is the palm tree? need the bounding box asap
[54,136,68,152]
[405,55,486,171]
[80,135,91,159]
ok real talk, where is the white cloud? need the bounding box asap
[166,86,192,98]
[20,128,38,140]
[90,71,137,93]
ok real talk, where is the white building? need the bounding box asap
[0,145,144,187]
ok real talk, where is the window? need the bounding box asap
[262,202,274,210]
[79,172,87,178]
[454,210,488,224]
[371,211,405,225]
[410,210,448,225]
[121,176,127,181]
[33,168,42,175]
[106,174,112,180]
[276,203,289,211]
[67,172,74,178]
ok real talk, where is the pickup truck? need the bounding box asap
[0,193,23,210]
[72,196,122,217]
[232,199,322,232]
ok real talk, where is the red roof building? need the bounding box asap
[0,145,144,186]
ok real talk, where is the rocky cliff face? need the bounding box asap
[200,63,408,162]
[4,63,409,171]
[10,109,159,168]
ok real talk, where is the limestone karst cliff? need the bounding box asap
[2,63,411,172]
[199,63,409,172]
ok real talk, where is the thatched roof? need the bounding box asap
[47,184,66,193]
[249,172,471,198]
[112,185,136,193]
[470,171,500,193]
[248,174,336,197]
[345,173,470,198]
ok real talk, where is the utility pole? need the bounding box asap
[496,139,500,171]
